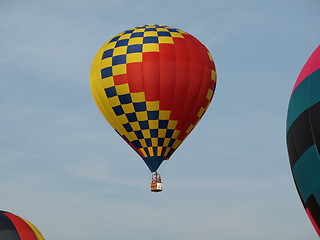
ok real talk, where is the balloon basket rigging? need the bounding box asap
[151,172,162,192]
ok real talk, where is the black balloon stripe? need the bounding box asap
[306,194,320,230]
[287,101,320,169]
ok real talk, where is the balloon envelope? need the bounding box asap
[286,45,320,235]
[0,210,45,240]
[90,25,216,172]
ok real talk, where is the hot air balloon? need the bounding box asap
[287,45,320,235]
[90,24,216,191]
[0,210,45,240]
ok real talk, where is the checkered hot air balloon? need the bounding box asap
[287,45,320,235]
[0,210,45,240]
[90,25,217,191]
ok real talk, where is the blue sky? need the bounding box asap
[1,0,320,239]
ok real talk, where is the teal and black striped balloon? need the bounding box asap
[286,45,320,236]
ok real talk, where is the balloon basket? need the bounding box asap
[151,172,162,192]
